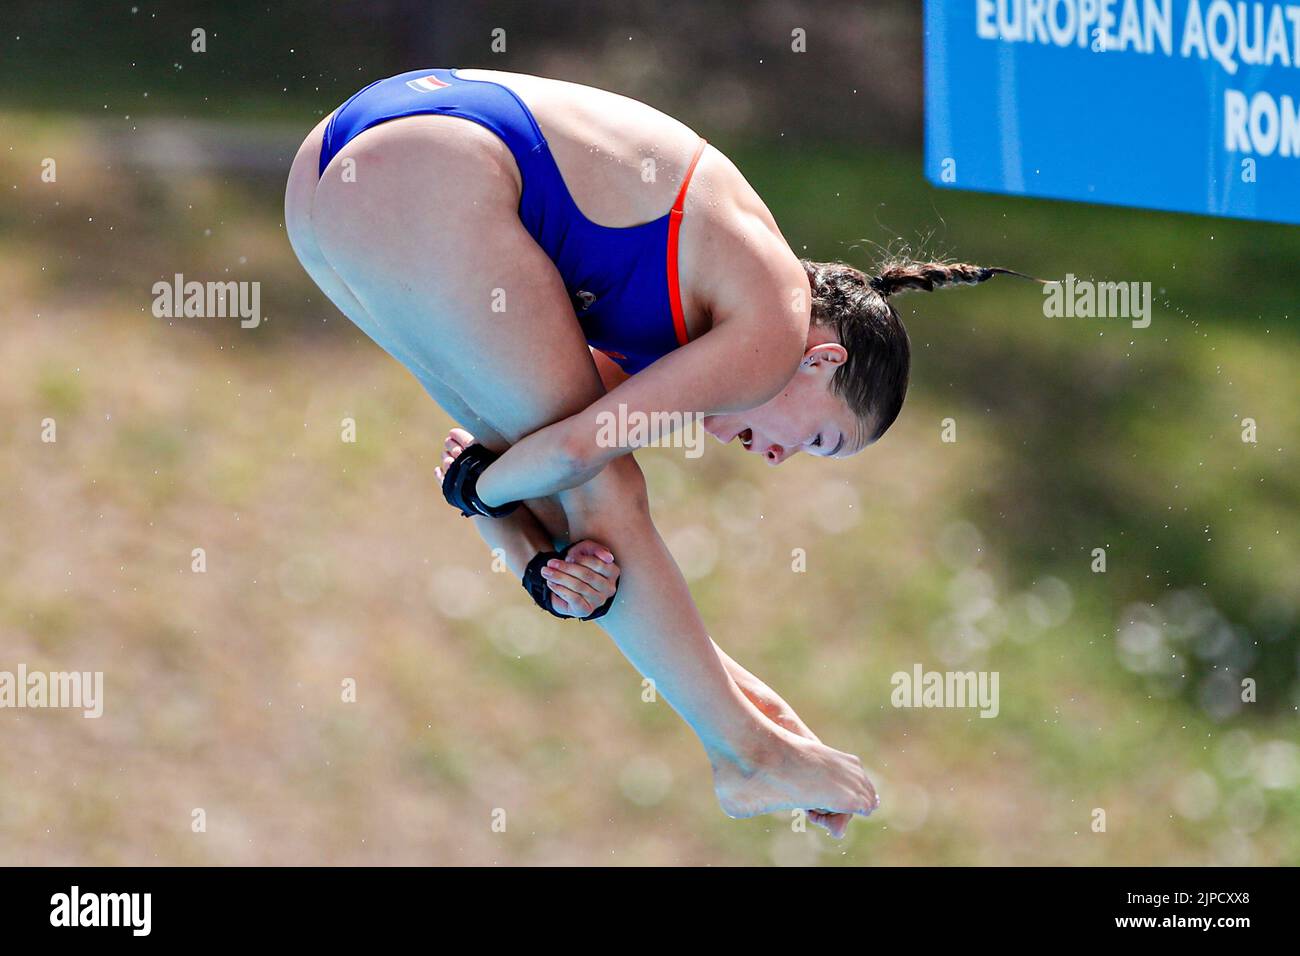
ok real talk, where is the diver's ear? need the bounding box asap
[800,342,848,370]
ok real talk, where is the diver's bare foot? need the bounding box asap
[712,729,879,836]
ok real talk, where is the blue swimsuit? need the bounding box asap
[319,69,707,375]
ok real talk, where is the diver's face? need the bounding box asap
[702,344,867,465]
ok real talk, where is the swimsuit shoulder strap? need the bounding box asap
[671,139,708,216]
[666,138,708,348]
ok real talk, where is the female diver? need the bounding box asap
[285,68,1014,837]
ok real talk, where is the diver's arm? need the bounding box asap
[472,240,809,508]
[474,312,804,506]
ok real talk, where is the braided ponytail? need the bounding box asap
[801,256,1031,443]
[868,260,1037,297]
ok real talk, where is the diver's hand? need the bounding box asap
[542,539,620,619]
[437,430,620,617]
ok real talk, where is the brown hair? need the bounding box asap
[801,258,1028,443]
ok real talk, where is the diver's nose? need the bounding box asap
[761,443,791,465]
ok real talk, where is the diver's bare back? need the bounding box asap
[458,68,796,338]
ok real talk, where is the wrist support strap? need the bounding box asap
[441,443,521,518]
[523,549,617,621]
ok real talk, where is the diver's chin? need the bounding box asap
[701,417,754,449]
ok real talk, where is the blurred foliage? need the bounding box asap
[0,0,922,139]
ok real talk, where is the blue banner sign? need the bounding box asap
[924,0,1300,224]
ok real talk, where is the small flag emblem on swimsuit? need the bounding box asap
[406,75,450,93]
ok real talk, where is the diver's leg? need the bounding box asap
[287,115,568,567]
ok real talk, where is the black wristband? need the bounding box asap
[441,443,520,518]
[522,548,618,621]
[523,550,567,618]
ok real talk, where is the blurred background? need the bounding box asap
[1,1,1297,866]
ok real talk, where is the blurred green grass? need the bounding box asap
[0,114,1296,865]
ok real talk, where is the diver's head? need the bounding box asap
[704,259,1019,464]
